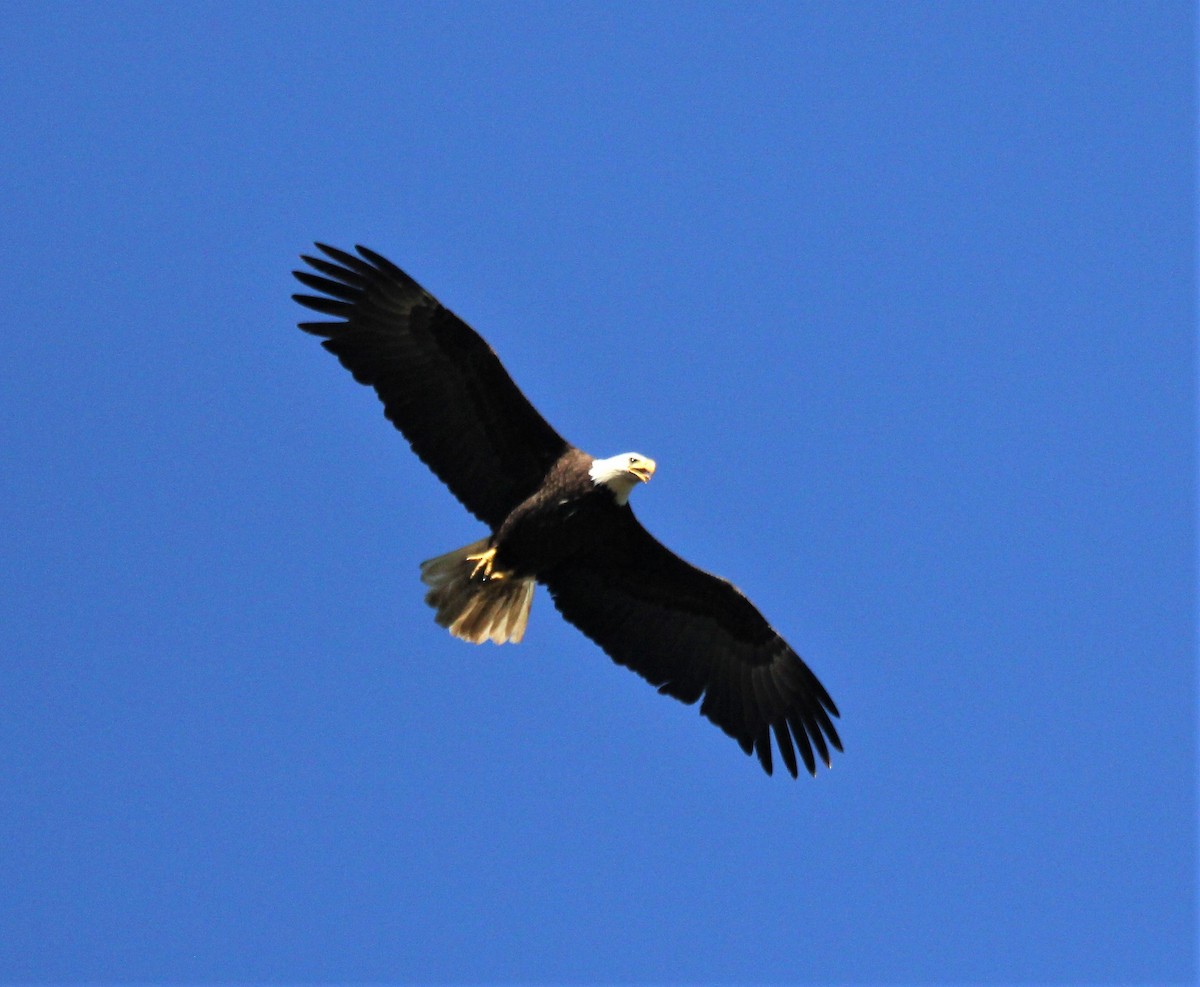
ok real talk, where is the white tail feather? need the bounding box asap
[420,539,534,645]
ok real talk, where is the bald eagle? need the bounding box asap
[293,244,841,778]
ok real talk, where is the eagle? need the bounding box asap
[293,244,841,778]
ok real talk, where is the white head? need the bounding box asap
[589,451,657,505]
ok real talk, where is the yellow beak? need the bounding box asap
[629,457,656,483]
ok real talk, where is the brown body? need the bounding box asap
[492,449,616,576]
[419,449,633,646]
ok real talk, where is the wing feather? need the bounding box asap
[543,510,841,778]
[293,244,569,528]
[773,720,798,780]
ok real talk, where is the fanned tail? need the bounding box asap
[420,538,535,645]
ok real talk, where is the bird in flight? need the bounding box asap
[293,244,841,777]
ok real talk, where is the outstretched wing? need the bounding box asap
[542,511,841,778]
[293,244,570,529]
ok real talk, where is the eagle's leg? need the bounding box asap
[466,545,506,582]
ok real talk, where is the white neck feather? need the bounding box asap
[589,452,646,506]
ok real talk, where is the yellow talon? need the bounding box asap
[466,546,503,581]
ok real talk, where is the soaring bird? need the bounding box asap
[293,244,841,777]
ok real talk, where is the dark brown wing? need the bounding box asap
[293,244,570,529]
[542,509,841,778]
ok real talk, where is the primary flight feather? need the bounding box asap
[293,244,841,778]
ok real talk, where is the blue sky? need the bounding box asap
[1,2,1194,983]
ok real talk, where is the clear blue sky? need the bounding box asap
[1,2,1193,983]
